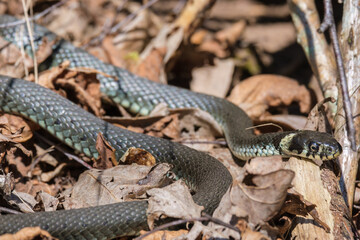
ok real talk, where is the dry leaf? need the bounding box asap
[120,147,156,166]
[210,167,294,239]
[136,47,166,83]
[0,226,56,240]
[280,188,330,233]
[191,58,234,98]
[228,74,311,119]
[146,180,204,229]
[139,230,189,240]
[36,191,59,212]
[236,219,270,240]
[40,163,66,183]
[145,114,180,139]
[63,163,171,210]
[0,114,33,143]
[37,61,70,89]
[258,114,307,131]
[95,132,117,169]
[6,191,37,213]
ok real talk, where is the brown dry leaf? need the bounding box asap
[146,180,204,229]
[139,229,188,240]
[0,35,55,78]
[215,20,247,46]
[63,163,171,210]
[177,109,222,152]
[37,61,71,89]
[245,156,283,175]
[0,38,26,78]
[105,108,222,152]
[236,219,271,240]
[135,47,166,83]
[14,179,54,197]
[45,5,89,43]
[280,188,330,233]
[228,74,311,119]
[55,77,102,116]
[40,163,66,183]
[258,114,307,131]
[0,134,32,160]
[111,10,162,70]
[120,147,156,167]
[210,165,294,239]
[6,191,37,213]
[0,226,56,240]
[145,114,180,139]
[0,114,33,143]
[193,20,246,58]
[94,132,117,169]
[36,191,59,212]
[243,23,295,54]
[191,58,234,98]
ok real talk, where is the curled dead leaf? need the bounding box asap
[95,132,117,169]
[120,147,156,166]
[0,114,33,143]
[210,167,294,239]
[228,74,311,119]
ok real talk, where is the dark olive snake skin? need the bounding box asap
[0,15,342,239]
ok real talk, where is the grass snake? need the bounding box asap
[0,15,342,239]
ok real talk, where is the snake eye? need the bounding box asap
[309,142,319,152]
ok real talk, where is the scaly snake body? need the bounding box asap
[0,15,341,239]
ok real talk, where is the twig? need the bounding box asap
[83,1,128,47]
[110,0,159,34]
[318,0,356,151]
[35,133,92,170]
[0,206,22,215]
[0,0,69,28]
[21,0,38,83]
[134,213,240,240]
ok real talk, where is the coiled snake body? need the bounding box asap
[0,15,342,239]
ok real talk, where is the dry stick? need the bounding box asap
[35,133,93,170]
[318,0,356,151]
[0,206,22,215]
[84,0,159,47]
[0,0,69,28]
[21,0,38,83]
[134,214,241,240]
[110,0,159,34]
[84,0,128,47]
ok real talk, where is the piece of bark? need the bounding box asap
[284,102,354,239]
[337,0,360,212]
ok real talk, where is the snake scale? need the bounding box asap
[0,15,342,239]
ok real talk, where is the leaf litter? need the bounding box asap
[0,0,346,239]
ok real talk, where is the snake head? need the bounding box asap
[280,130,342,161]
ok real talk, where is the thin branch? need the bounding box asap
[35,133,93,170]
[110,0,159,34]
[0,0,69,28]
[83,0,128,48]
[318,0,356,151]
[134,213,241,240]
[0,206,22,215]
[21,0,38,83]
